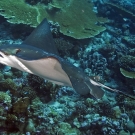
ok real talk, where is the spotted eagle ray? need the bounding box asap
[0,18,134,100]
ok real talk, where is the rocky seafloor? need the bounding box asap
[0,0,135,135]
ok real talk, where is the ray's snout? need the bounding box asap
[0,54,3,58]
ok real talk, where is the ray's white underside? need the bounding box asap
[0,52,72,87]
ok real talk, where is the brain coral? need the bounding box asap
[0,0,107,39]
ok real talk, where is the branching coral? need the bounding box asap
[0,92,11,122]
[0,91,11,106]
[6,114,17,121]
[0,78,18,90]
[20,86,37,100]
[0,78,19,95]
[27,74,45,90]
[96,101,114,118]
[0,0,107,39]
[27,74,60,101]
[81,51,108,78]
[54,38,73,55]
[44,81,60,99]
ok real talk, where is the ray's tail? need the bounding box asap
[89,77,135,100]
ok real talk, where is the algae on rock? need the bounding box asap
[0,0,107,39]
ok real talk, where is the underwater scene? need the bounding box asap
[0,0,135,135]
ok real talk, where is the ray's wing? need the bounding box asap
[23,18,59,56]
[0,18,106,99]
[60,60,104,99]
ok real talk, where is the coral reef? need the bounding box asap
[118,55,135,78]
[27,74,60,102]
[20,86,37,100]
[0,91,11,107]
[0,0,39,25]
[80,51,108,79]
[0,0,135,134]
[105,2,135,19]
[25,0,52,5]
[106,0,135,14]
[58,122,81,135]
[0,78,19,95]
[0,72,4,81]
[27,74,45,90]
[122,35,135,47]
[0,78,18,90]
[120,68,135,79]
[0,0,107,39]
[54,38,73,56]
[119,55,135,71]
[12,97,30,114]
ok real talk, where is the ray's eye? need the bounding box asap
[15,48,21,54]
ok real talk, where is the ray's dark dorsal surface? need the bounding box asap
[0,18,135,100]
